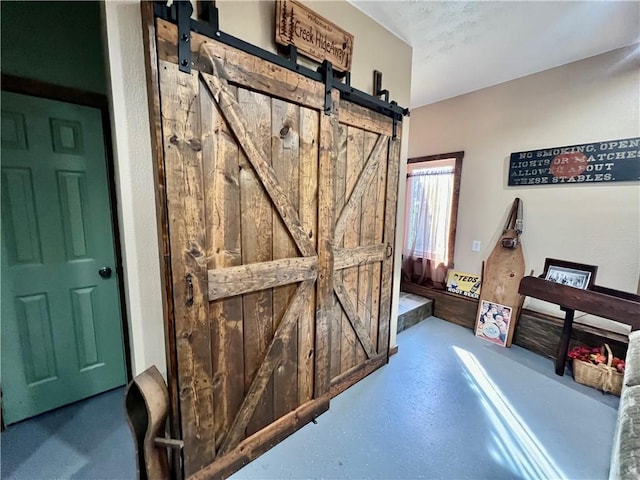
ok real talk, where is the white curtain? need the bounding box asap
[402,167,453,286]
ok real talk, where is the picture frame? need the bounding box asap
[542,258,598,290]
[475,300,512,347]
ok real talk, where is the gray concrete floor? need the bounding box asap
[1,317,618,479]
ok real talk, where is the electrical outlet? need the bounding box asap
[472,240,481,252]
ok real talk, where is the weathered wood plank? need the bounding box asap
[377,132,401,354]
[201,71,316,258]
[208,256,318,301]
[334,244,385,270]
[334,280,377,359]
[159,61,214,476]
[329,123,347,382]
[141,11,181,476]
[340,126,363,373]
[156,18,324,110]
[370,138,388,349]
[236,88,274,438]
[298,107,319,405]
[219,280,315,455]
[315,89,339,398]
[339,100,393,136]
[189,397,329,480]
[519,276,640,329]
[272,98,301,420]
[357,132,379,364]
[334,134,388,243]
[200,79,245,453]
[329,353,386,398]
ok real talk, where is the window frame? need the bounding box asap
[406,151,464,268]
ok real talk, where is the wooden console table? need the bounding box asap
[518,276,640,375]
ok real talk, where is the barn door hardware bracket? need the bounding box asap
[153,1,410,120]
[373,70,389,103]
[177,1,193,73]
[320,60,334,115]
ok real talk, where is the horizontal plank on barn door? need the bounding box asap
[334,244,385,270]
[200,71,316,258]
[219,279,315,455]
[159,60,215,475]
[334,134,388,243]
[155,18,324,110]
[208,256,318,300]
[334,279,377,360]
[339,100,393,137]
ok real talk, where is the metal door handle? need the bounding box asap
[98,267,112,278]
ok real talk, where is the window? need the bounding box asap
[402,152,463,287]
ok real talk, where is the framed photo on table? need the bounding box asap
[542,258,597,290]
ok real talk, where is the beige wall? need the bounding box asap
[103,1,412,375]
[408,44,640,332]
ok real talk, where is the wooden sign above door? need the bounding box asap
[275,0,354,72]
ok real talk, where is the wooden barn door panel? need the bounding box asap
[154,17,401,479]
[329,102,400,396]
[159,49,326,477]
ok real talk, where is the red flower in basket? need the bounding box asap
[568,345,625,373]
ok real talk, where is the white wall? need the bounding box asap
[102,1,412,375]
[409,44,640,332]
[102,2,166,376]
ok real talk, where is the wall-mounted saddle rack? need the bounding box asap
[518,276,640,375]
[152,1,409,138]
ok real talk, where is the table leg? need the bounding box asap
[555,308,575,375]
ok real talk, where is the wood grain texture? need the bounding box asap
[334,244,385,270]
[201,71,317,258]
[200,80,245,452]
[156,19,324,110]
[298,107,319,405]
[189,397,329,480]
[271,98,301,421]
[519,277,640,329]
[140,9,181,477]
[334,280,376,359]
[475,227,525,347]
[315,89,340,398]
[329,123,347,382]
[357,131,379,364]
[339,100,393,136]
[377,133,400,355]
[340,126,364,373]
[208,256,318,301]
[236,87,274,437]
[219,280,315,455]
[329,354,386,398]
[159,61,214,476]
[334,134,387,243]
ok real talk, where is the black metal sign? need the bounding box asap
[508,137,640,186]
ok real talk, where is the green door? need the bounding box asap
[1,92,126,424]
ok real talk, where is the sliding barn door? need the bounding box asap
[152,16,401,479]
[329,102,401,395]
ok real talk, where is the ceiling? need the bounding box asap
[349,1,640,108]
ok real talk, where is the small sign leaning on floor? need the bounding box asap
[275,0,354,72]
[445,270,481,300]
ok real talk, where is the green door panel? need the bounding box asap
[1,92,126,424]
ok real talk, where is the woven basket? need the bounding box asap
[572,344,623,396]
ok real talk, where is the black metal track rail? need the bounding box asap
[153,1,409,132]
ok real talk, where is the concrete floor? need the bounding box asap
[1,316,618,479]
